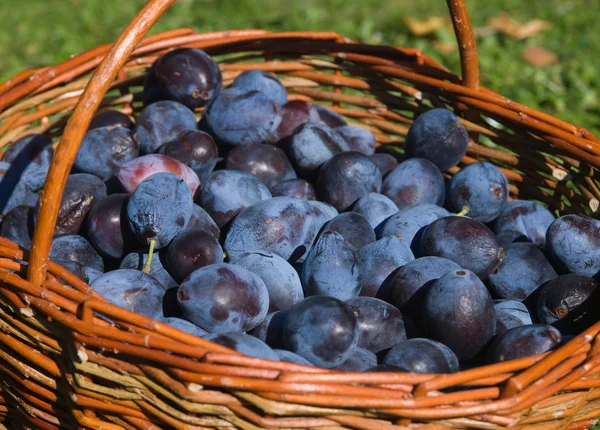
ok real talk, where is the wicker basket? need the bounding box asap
[1,0,600,428]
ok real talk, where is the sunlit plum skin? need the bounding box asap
[404,108,469,171]
[134,100,198,154]
[382,158,445,209]
[154,48,222,109]
[357,236,415,297]
[158,130,219,184]
[315,105,347,127]
[378,204,450,255]
[537,274,598,325]
[22,191,39,208]
[316,152,382,212]
[345,297,406,353]
[164,229,223,283]
[288,123,349,177]
[496,229,530,248]
[0,206,33,249]
[86,194,135,260]
[127,173,193,249]
[301,231,360,300]
[383,338,460,373]
[90,270,164,319]
[3,134,53,193]
[487,243,557,300]
[423,269,496,360]
[352,193,398,230]
[204,88,282,146]
[420,216,504,279]
[275,100,320,141]
[486,325,562,364]
[231,251,303,312]
[494,199,555,247]
[225,144,296,188]
[0,161,28,215]
[178,263,269,333]
[321,212,376,251]
[74,126,139,180]
[231,70,287,106]
[274,349,314,366]
[161,317,208,338]
[117,154,201,198]
[224,197,319,263]
[369,153,398,177]
[335,125,376,156]
[494,300,533,335]
[50,235,104,272]
[546,215,600,277]
[200,170,272,228]
[284,296,359,368]
[334,347,377,371]
[270,179,316,200]
[119,251,177,291]
[446,162,509,223]
[88,110,134,130]
[206,332,279,361]
[187,204,220,240]
[248,311,287,349]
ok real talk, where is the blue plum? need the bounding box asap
[314,105,347,127]
[383,338,459,373]
[0,161,28,215]
[2,133,53,192]
[0,205,33,249]
[288,123,349,176]
[537,274,598,325]
[404,108,469,171]
[162,317,208,337]
[496,229,530,248]
[50,235,104,272]
[119,251,177,291]
[164,229,223,282]
[334,347,377,372]
[321,212,376,251]
[382,158,445,209]
[270,179,316,200]
[206,332,279,361]
[225,143,296,188]
[275,100,320,141]
[494,199,555,247]
[187,204,220,240]
[486,325,562,364]
[86,194,135,260]
[274,349,314,366]
[307,200,338,227]
[158,130,219,184]
[177,263,269,333]
[231,69,287,106]
[446,162,509,223]
[494,300,533,335]
[352,193,398,229]
[369,153,398,177]
[335,125,376,156]
[248,310,287,350]
[88,110,133,130]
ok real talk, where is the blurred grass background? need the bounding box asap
[1,0,600,136]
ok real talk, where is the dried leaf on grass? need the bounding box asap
[476,13,551,40]
[432,41,457,55]
[522,46,558,67]
[404,16,446,36]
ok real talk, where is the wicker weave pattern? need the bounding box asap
[1,0,600,428]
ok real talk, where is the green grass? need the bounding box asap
[1,0,600,137]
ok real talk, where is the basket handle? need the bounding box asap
[28,0,177,286]
[446,0,480,89]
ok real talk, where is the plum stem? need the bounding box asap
[456,205,470,217]
[143,238,157,274]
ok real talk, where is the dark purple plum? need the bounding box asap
[404,108,469,171]
[204,87,282,146]
[274,349,314,366]
[368,364,409,372]
[307,201,338,225]
[321,212,376,251]
[162,317,208,337]
[345,297,406,353]
[86,194,135,260]
[90,270,164,319]
[187,204,220,240]
[0,206,33,249]
[119,251,177,290]
[3,134,53,193]
[315,105,347,127]
[177,263,269,333]
[423,269,496,360]
[225,143,296,188]
[487,242,557,300]
[316,152,382,212]
[446,162,509,223]
[74,125,139,180]
[158,130,219,184]
[357,236,414,297]
[231,69,287,106]
[301,231,360,300]
[486,325,562,364]
[275,100,320,141]
[53,259,89,284]
[88,110,133,130]
[496,229,530,248]
[537,274,598,324]
[383,338,459,373]
[335,125,376,156]
[334,347,377,371]
[164,229,223,282]
[224,196,319,262]
[546,215,600,277]
[206,332,279,361]
[142,61,166,106]
[288,123,349,176]
[494,199,555,247]
[382,158,445,209]
[494,300,533,335]
[420,216,503,279]
[352,193,398,229]
[369,153,398,177]
[270,179,316,200]
[154,48,222,109]
[134,100,198,154]
[50,235,103,272]
[248,310,287,349]
[231,251,303,312]
[283,296,358,368]
[200,170,272,228]
[0,161,28,215]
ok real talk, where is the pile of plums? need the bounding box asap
[1,47,599,373]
